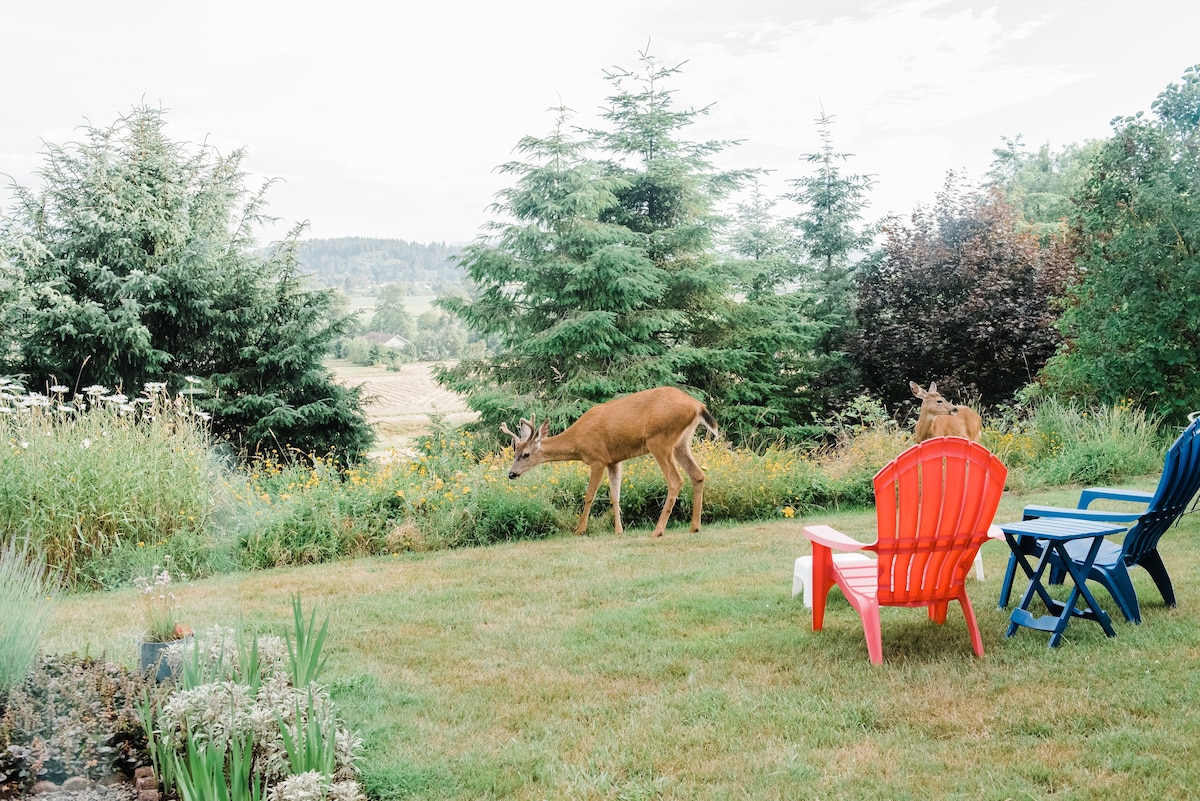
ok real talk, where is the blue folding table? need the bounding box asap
[997,517,1126,647]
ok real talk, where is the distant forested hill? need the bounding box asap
[295,237,465,293]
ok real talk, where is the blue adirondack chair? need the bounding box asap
[998,414,1200,624]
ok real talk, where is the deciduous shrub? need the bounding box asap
[0,655,159,794]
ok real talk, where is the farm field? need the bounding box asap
[345,293,439,319]
[328,359,476,453]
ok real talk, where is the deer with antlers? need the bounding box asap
[501,387,719,537]
[910,381,982,442]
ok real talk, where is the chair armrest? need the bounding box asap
[802,524,873,552]
[1022,504,1141,524]
[1076,487,1154,509]
[987,524,1005,540]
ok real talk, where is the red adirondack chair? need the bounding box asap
[803,437,1008,664]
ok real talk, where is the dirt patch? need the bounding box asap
[330,360,477,453]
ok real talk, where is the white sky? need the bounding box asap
[2,0,1198,246]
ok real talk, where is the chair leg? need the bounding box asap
[928,602,949,625]
[1098,563,1143,624]
[958,591,984,658]
[811,545,831,632]
[860,602,884,665]
[1136,549,1177,608]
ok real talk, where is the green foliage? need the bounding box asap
[854,175,1074,409]
[143,622,365,801]
[277,690,337,779]
[368,283,415,339]
[172,734,263,801]
[986,133,1103,236]
[285,595,329,690]
[201,235,375,463]
[0,378,239,590]
[421,480,567,548]
[235,455,396,570]
[786,111,877,274]
[0,105,373,464]
[0,542,55,696]
[716,112,880,435]
[1038,64,1200,421]
[1,655,159,794]
[1023,399,1167,486]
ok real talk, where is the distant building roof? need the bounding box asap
[362,331,411,348]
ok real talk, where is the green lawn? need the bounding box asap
[44,483,1200,800]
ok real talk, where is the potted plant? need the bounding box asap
[133,557,193,681]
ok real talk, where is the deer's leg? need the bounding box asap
[674,441,706,533]
[576,463,606,536]
[650,449,683,538]
[607,462,624,535]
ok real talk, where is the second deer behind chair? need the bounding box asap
[910,381,982,442]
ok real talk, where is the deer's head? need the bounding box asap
[910,381,960,417]
[500,416,551,479]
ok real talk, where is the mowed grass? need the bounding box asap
[43,483,1200,800]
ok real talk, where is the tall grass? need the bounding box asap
[0,540,56,695]
[984,397,1168,488]
[0,379,242,588]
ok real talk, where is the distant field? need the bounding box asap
[328,359,476,453]
[345,294,438,318]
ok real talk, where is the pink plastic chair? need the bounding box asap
[803,437,1007,664]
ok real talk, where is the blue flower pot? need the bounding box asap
[139,636,192,682]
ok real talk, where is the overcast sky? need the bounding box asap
[2,0,1198,246]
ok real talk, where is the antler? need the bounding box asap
[500,416,537,443]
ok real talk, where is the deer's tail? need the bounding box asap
[700,406,720,441]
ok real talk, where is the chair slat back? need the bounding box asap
[1124,418,1200,565]
[873,438,1008,605]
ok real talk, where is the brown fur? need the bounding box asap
[501,387,718,537]
[909,381,982,443]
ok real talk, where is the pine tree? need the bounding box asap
[439,51,761,434]
[783,112,878,420]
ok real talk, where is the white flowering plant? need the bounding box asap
[133,558,192,642]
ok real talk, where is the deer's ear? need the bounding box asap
[538,420,551,439]
[928,381,938,394]
[910,381,925,398]
[517,420,533,441]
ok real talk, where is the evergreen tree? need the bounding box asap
[441,51,755,433]
[0,106,373,462]
[438,105,659,428]
[783,112,878,421]
[586,51,762,431]
[723,180,795,298]
[1038,65,1200,419]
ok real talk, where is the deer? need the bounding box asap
[909,381,982,443]
[500,387,719,538]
